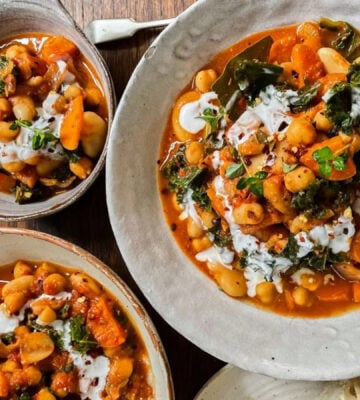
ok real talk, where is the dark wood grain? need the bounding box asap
[4,0,226,398]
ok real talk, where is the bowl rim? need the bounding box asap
[0,0,116,222]
[0,226,174,399]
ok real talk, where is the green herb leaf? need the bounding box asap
[198,107,224,133]
[11,119,57,150]
[225,163,245,179]
[282,162,298,173]
[212,36,274,120]
[236,170,268,197]
[69,316,98,354]
[17,393,32,400]
[1,332,15,345]
[312,145,348,177]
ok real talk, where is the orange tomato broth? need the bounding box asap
[0,261,153,399]
[158,21,360,318]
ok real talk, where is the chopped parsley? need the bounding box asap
[10,119,57,150]
[162,144,211,207]
[198,106,224,134]
[225,162,245,179]
[312,146,347,177]
[69,316,98,354]
[236,170,268,197]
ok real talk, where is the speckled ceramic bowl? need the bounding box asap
[106,0,360,382]
[0,227,174,400]
[0,0,115,220]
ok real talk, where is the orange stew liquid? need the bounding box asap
[0,33,108,204]
[159,19,360,317]
[0,260,153,400]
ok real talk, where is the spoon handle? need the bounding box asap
[85,17,175,44]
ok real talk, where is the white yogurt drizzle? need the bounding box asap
[178,91,219,133]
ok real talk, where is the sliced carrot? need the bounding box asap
[299,135,356,181]
[269,34,297,63]
[0,172,16,193]
[40,35,78,64]
[316,282,351,302]
[350,231,360,263]
[87,296,127,348]
[60,95,84,151]
[207,185,226,218]
[284,289,295,311]
[14,165,38,188]
[0,371,9,398]
[352,282,360,303]
[291,43,325,87]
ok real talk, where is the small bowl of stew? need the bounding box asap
[0,227,173,400]
[0,0,115,220]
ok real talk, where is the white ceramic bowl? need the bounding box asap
[106,0,360,381]
[0,0,115,221]
[0,227,174,400]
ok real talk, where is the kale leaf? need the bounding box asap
[233,60,283,101]
[69,316,98,354]
[288,82,320,113]
[320,17,360,61]
[324,82,354,134]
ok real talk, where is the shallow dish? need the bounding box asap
[0,0,115,220]
[0,227,173,400]
[194,364,348,400]
[106,0,360,381]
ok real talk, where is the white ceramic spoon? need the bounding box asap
[85,17,175,44]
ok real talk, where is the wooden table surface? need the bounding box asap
[5,0,226,399]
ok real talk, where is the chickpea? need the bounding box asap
[214,267,247,298]
[314,110,333,131]
[185,141,204,165]
[0,371,9,398]
[286,117,317,146]
[38,306,57,324]
[0,98,12,121]
[25,76,44,87]
[43,273,68,295]
[187,218,204,238]
[70,272,102,299]
[35,388,56,400]
[0,121,19,143]
[10,95,36,121]
[36,159,63,177]
[69,156,93,179]
[1,360,20,373]
[198,208,216,229]
[64,84,83,100]
[284,166,316,193]
[1,160,25,173]
[13,260,33,278]
[194,69,217,93]
[35,262,58,280]
[300,273,322,292]
[292,286,313,307]
[232,203,264,225]
[192,236,212,252]
[256,282,276,304]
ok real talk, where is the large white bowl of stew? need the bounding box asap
[107,0,360,381]
[0,227,173,400]
[0,0,115,220]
